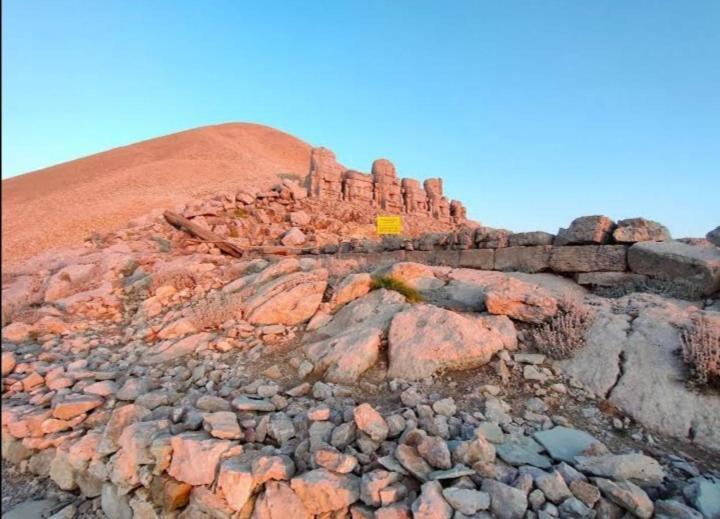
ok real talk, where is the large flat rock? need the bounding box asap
[628,240,720,296]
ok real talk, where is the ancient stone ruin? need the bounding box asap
[307,147,467,224]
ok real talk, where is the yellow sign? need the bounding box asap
[376,216,402,235]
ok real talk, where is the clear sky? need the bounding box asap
[2,1,719,237]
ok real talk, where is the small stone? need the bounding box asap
[412,481,453,519]
[196,395,231,412]
[442,487,490,515]
[594,477,654,519]
[482,478,528,519]
[203,411,242,440]
[353,403,389,442]
[432,398,456,417]
[313,447,358,474]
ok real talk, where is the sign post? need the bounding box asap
[376,216,402,235]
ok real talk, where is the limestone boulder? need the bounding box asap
[329,273,373,311]
[316,289,408,338]
[281,227,306,247]
[388,305,516,380]
[290,468,360,515]
[252,481,310,519]
[167,432,234,486]
[549,245,628,273]
[613,218,671,243]
[628,240,720,295]
[555,215,615,245]
[244,269,328,325]
[484,278,558,323]
[304,327,383,383]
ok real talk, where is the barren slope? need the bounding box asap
[1,123,313,267]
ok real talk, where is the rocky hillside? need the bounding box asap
[1,123,313,267]
[2,169,720,518]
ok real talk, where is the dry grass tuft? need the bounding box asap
[530,301,594,359]
[371,276,424,303]
[681,317,720,389]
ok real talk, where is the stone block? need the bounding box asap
[628,241,720,295]
[550,246,627,273]
[458,249,495,270]
[494,246,551,273]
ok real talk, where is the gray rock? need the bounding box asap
[232,395,276,412]
[508,232,556,247]
[412,481,453,519]
[549,245,627,272]
[195,395,231,412]
[496,438,552,469]
[395,444,433,481]
[533,426,603,463]
[654,499,703,519]
[555,216,615,245]
[535,470,572,504]
[628,240,720,295]
[269,412,295,445]
[689,478,720,519]
[575,453,665,486]
[101,482,133,519]
[482,478,528,519]
[613,218,671,243]
[593,477,653,519]
[429,464,476,481]
[3,500,61,519]
[558,496,596,518]
[417,435,452,469]
[442,487,490,515]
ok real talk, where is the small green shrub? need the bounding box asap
[370,276,424,303]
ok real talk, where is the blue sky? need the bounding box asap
[3,1,719,237]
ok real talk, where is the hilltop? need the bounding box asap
[1,123,313,267]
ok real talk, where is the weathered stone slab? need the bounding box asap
[628,240,720,295]
[613,218,671,243]
[549,246,627,273]
[555,215,615,245]
[508,231,555,247]
[457,249,495,270]
[494,246,552,273]
[575,271,647,287]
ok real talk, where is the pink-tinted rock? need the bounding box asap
[613,218,671,243]
[1,351,17,376]
[244,270,328,326]
[290,468,360,515]
[353,403,389,442]
[218,458,254,512]
[388,305,517,380]
[98,404,151,455]
[168,432,233,486]
[330,273,374,310]
[53,395,104,420]
[484,279,558,323]
[252,481,310,519]
[304,327,383,383]
[555,215,615,245]
[412,481,453,519]
[2,323,31,343]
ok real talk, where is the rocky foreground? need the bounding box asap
[2,183,720,518]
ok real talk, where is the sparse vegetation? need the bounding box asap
[681,317,720,390]
[189,292,243,329]
[370,275,424,303]
[530,302,594,359]
[234,208,249,218]
[593,278,705,301]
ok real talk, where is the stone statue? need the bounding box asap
[371,159,403,211]
[424,178,451,221]
[401,178,429,214]
[450,200,467,222]
[343,170,374,204]
[308,147,344,200]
